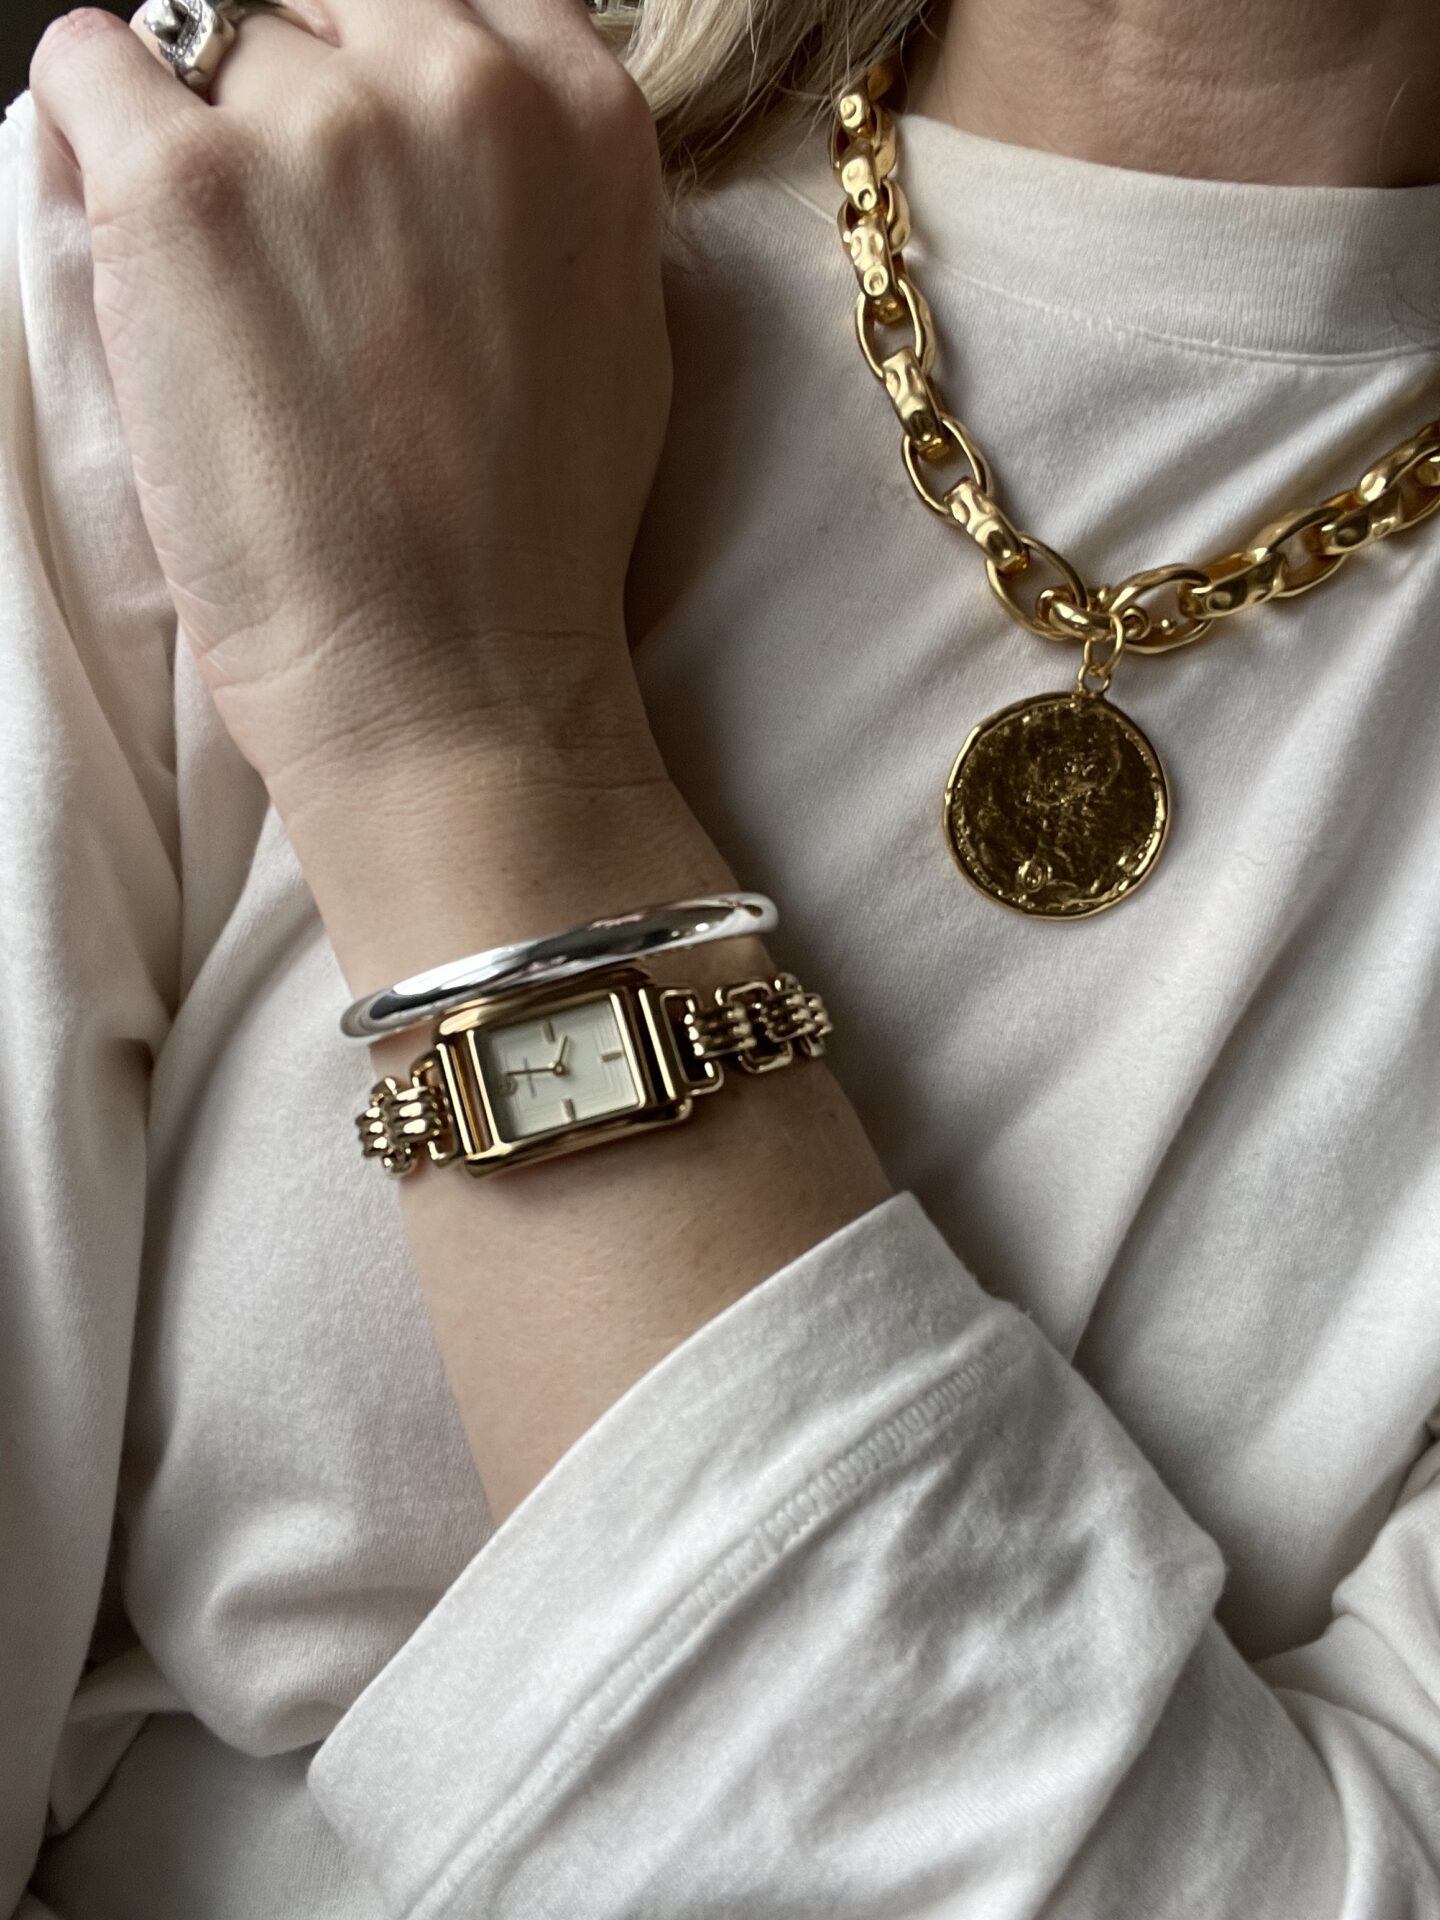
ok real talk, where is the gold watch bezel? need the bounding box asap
[431,968,699,1175]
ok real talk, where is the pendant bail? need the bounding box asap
[1076,606,1129,697]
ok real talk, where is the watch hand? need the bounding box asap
[523,1038,573,1078]
[510,1050,568,1087]
[513,1056,542,1094]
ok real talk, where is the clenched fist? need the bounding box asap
[30,0,673,811]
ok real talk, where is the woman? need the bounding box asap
[4,0,1439,1909]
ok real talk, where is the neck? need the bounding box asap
[906,0,1440,186]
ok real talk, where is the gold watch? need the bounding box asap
[356,966,832,1178]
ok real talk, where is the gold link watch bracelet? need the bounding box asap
[835,57,1440,919]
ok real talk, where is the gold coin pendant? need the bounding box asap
[943,690,1171,919]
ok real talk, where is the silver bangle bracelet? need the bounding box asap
[339,892,779,1042]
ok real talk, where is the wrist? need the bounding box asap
[282,742,747,1015]
[228,606,654,820]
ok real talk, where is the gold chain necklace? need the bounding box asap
[833,59,1440,919]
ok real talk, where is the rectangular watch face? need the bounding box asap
[473,993,645,1144]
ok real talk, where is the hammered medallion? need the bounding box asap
[944,691,1170,918]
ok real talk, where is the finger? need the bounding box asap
[309,0,608,83]
[319,0,477,47]
[211,11,331,107]
[461,0,643,112]
[31,7,204,175]
[130,3,335,113]
[463,0,612,63]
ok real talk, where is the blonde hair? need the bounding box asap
[593,1,939,191]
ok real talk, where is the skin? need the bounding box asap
[25,0,1429,1523]
[908,0,1440,186]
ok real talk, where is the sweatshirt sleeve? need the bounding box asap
[0,92,181,1913]
[308,1189,1439,1919]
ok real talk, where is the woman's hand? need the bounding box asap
[31,1,895,1525]
[29,0,673,818]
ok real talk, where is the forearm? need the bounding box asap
[281,687,892,1525]
[31,0,872,1530]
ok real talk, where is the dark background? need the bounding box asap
[5,2,128,110]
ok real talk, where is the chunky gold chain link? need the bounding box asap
[835,59,1440,668]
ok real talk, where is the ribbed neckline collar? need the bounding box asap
[763,107,1440,363]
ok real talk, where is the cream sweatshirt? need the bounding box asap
[3,80,1440,1919]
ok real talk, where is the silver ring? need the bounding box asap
[142,0,297,93]
[339,892,779,1042]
